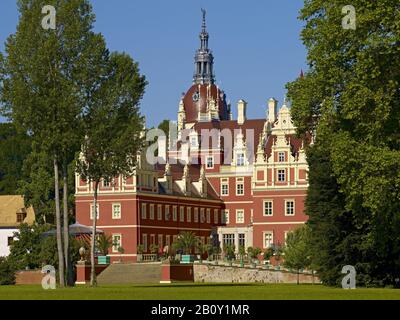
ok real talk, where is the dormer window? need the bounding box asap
[206,156,214,169]
[103,179,111,188]
[236,153,245,166]
[190,136,198,148]
[278,152,285,162]
[16,212,26,223]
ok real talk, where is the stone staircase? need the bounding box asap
[97,263,162,285]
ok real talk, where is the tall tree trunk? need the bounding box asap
[90,181,99,287]
[54,156,65,287]
[297,270,300,285]
[62,161,73,286]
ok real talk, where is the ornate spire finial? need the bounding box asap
[201,8,206,32]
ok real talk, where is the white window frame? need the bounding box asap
[200,208,205,223]
[206,156,214,169]
[165,205,170,221]
[173,206,178,222]
[263,200,273,216]
[277,169,286,182]
[206,209,211,223]
[187,207,192,223]
[142,234,148,252]
[214,209,218,224]
[158,234,163,249]
[263,231,273,249]
[150,204,155,220]
[112,234,122,253]
[166,235,171,247]
[236,178,244,196]
[285,200,295,216]
[112,203,121,220]
[236,209,245,224]
[236,153,245,166]
[194,208,199,223]
[278,152,285,162]
[220,178,229,196]
[222,209,230,224]
[157,204,162,221]
[90,204,99,220]
[180,206,185,222]
[141,203,147,219]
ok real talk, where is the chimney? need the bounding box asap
[268,98,278,123]
[237,99,247,125]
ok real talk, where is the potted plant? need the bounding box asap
[197,242,212,264]
[176,231,197,264]
[223,244,235,266]
[96,234,113,265]
[247,247,262,267]
[263,247,274,269]
[137,244,144,262]
[273,244,283,270]
[150,244,159,261]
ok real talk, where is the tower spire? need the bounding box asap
[193,9,215,85]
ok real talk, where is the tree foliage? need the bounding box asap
[287,0,400,286]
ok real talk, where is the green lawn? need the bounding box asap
[0,283,399,300]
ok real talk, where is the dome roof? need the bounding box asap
[182,84,230,123]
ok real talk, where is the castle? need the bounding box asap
[75,11,308,262]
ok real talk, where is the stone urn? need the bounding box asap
[79,247,86,262]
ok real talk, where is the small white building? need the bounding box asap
[0,196,35,257]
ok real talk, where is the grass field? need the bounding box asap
[0,283,399,300]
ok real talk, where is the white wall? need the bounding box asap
[0,228,18,257]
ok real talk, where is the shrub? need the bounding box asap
[0,257,16,285]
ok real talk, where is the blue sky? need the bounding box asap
[0,0,307,127]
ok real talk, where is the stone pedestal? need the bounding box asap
[160,262,194,284]
[75,261,108,285]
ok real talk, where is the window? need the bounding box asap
[150,234,156,245]
[180,207,185,222]
[236,209,245,223]
[236,178,244,196]
[166,235,171,247]
[173,235,178,244]
[236,153,245,166]
[103,179,111,188]
[206,156,214,169]
[165,205,170,221]
[112,234,122,253]
[285,200,295,216]
[223,234,235,246]
[278,169,286,182]
[238,234,245,248]
[220,178,229,196]
[187,207,192,223]
[206,209,211,223]
[141,203,147,219]
[194,208,199,223]
[7,237,13,246]
[150,204,155,220]
[90,204,99,220]
[263,201,273,216]
[222,210,229,224]
[157,205,162,221]
[16,212,26,223]
[173,206,177,221]
[158,234,163,249]
[191,136,198,147]
[263,232,273,248]
[112,203,121,219]
[200,208,205,223]
[278,152,285,162]
[142,234,148,252]
[214,209,218,224]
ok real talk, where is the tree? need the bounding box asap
[223,244,236,262]
[0,0,109,287]
[76,52,146,286]
[172,232,198,255]
[283,226,312,284]
[0,123,31,195]
[96,234,113,256]
[0,257,16,286]
[287,0,400,286]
